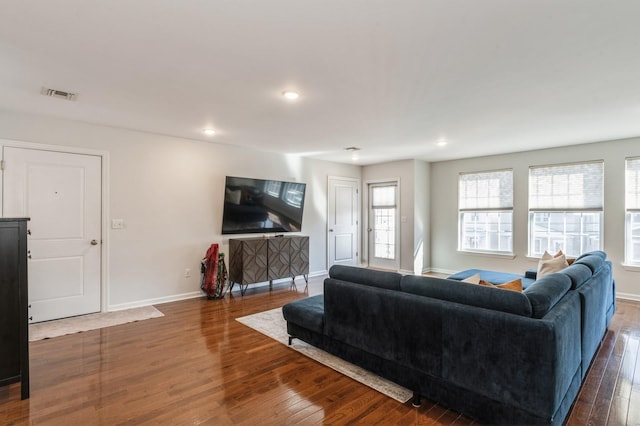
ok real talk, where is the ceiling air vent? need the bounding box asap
[41,87,78,101]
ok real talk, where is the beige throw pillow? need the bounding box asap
[537,250,569,279]
[462,273,481,284]
[479,278,523,292]
[459,274,523,292]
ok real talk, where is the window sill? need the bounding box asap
[457,250,516,260]
[622,263,640,272]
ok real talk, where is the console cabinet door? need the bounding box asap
[268,237,290,280]
[289,236,309,277]
[229,238,268,285]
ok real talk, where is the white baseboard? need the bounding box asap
[426,267,457,275]
[108,291,202,311]
[309,269,328,278]
[109,270,329,310]
[616,292,640,302]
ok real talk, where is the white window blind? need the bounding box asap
[626,157,640,211]
[458,170,513,254]
[372,186,396,208]
[459,170,513,211]
[529,161,603,211]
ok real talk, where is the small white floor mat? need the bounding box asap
[29,306,164,341]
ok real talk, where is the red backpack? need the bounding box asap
[201,243,228,299]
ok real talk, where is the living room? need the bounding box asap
[2,1,640,424]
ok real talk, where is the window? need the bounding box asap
[626,157,640,265]
[370,184,397,260]
[458,170,513,254]
[528,161,603,257]
[283,182,305,208]
[265,180,282,197]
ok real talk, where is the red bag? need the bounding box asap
[201,243,227,299]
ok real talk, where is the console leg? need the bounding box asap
[411,392,422,408]
[288,336,293,345]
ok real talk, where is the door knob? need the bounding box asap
[329,229,334,232]
[91,239,98,245]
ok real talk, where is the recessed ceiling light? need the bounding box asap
[282,91,300,100]
[203,129,216,136]
[436,139,448,147]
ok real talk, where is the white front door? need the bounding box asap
[3,147,102,323]
[367,181,399,271]
[327,177,359,268]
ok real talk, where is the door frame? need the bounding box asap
[1,138,110,313]
[327,176,361,270]
[364,178,401,271]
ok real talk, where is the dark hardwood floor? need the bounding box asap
[1,275,638,425]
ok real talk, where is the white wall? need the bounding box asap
[5,109,637,303]
[0,109,361,309]
[430,137,640,300]
[414,160,430,274]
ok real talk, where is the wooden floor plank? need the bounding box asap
[0,276,637,425]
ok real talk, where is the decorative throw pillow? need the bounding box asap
[462,273,481,284]
[537,250,569,279]
[479,278,523,292]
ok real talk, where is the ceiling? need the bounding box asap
[1,1,639,165]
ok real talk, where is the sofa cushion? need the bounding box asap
[523,273,572,319]
[282,294,324,334]
[573,252,606,274]
[329,265,402,291]
[561,263,593,290]
[400,275,533,317]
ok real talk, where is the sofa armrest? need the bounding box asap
[441,291,581,420]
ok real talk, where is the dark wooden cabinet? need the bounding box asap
[229,236,309,295]
[0,218,30,400]
[289,235,310,278]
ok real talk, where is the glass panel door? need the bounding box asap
[368,182,398,270]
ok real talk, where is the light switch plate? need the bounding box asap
[111,219,124,229]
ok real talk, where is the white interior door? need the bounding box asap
[367,182,399,271]
[327,177,359,268]
[3,147,102,323]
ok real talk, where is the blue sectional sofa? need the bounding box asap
[282,251,615,425]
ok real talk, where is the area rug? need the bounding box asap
[29,306,164,341]
[236,307,412,403]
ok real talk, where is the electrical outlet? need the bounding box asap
[184,268,191,278]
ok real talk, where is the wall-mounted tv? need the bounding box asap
[221,176,307,235]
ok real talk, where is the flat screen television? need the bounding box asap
[221,176,307,235]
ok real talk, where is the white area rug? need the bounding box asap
[29,306,164,341]
[236,307,412,403]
